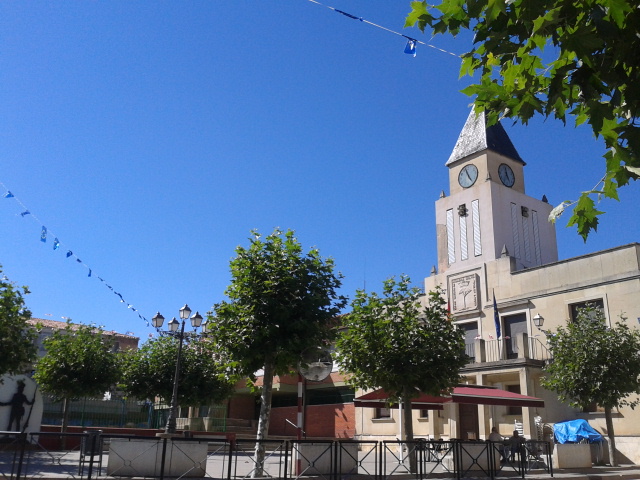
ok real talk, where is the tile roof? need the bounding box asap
[27,318,139,339]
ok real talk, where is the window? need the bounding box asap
[458,321,478,362]
[503,314,527,359]
[570,299,604,322]
[506,385,522,415]
[582,402,605,413]
[419,410,429,419]
[375,407,391,419]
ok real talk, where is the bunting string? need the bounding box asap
[304,0,460,58]
[1,181,150,328]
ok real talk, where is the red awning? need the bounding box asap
[450,385,545,408]
[353,385,544,409]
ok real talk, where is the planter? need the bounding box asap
[107,438,207,477]
[552,443,591,469]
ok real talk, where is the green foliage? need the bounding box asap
[209,228,347,381]
[0,266,37,376]
[33,322,121,401]
[121,335,235,407]
[334,277,466,401]
[541,305,640,410]
[406,0,640,240]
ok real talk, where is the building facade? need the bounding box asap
[357,110,640,463]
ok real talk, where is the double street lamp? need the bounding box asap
[152,304,206,435]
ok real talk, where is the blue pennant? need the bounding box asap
[4,191,14,198]
[66,250,73,258]
[40,226,47,243]
[20,210,30,217]
[53,238,60,250]
[404,38,416,57]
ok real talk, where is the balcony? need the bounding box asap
[463,333,551,369]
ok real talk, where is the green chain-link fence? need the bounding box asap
[41,395,227,430]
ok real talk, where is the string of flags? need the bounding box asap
[1,181,150,328]
[305,0,460,58]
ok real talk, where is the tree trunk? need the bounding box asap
[402,395,417,473]
[252,357,275,478]
[605,407,617,467]
[61,397,70,449]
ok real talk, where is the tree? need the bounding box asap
[406,0,640,240]
[121,335,234,408]
[334,276,466,472]
[0,266,37,377]
[209,229,347,476]
[33,322,122,433]
[540,304,640,466]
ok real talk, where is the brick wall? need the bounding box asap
[228,395,256,420]
[268,403,355,438]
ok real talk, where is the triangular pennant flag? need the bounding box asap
[404,38,416,57]
[66,250,73,258]
[20,210,30,217]
[53,238,60,250]
[76,258,82,263]
[40,226,47,243]
[88,269,92,277]
[4,191,14,198]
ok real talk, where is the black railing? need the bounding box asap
[0,430,554,480]
[528,337,552,361]
[474,337,552,363]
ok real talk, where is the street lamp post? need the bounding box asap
[152,304,204,435]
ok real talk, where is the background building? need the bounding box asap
[28,318,139,357]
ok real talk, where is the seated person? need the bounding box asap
[488,427,505,460]
[488,427,502,442]
[509,430,525,461]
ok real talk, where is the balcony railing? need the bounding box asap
[464,333,551,365]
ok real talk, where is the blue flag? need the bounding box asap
[404,38,416,57]
[4,191,14,198]
[40,226,47,243]
[53,238,60,250]
[20,210,30,217]
[66,250,73,258]
[493,292,501,338]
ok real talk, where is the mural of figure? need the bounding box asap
[0,380,34,432]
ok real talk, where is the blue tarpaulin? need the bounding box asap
[554,419,603,444]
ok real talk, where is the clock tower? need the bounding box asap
[434,110,558,276]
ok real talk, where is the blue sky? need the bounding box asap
[1,1,638,341]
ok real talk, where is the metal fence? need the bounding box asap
[0,430,554,480]
[41,396,227,430]
[0,431,553,480]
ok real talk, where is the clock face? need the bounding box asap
[458,164,478,188]
[498,163,515,187]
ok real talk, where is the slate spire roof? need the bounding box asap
[446,109,525,166]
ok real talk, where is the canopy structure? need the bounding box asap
[450,385,545,407]
[353,384,544,409]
